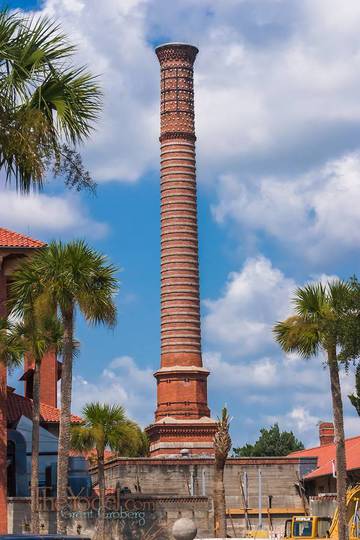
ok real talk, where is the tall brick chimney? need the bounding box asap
[319,421,335,446]
[146,43,217,457]
[21,350,60,408]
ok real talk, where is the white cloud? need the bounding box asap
[0,189,107,238]
[72,355,154,427]
[203,255,359,445]
[188,0,360,179]
[38,0,158,183]
[20,0,360,447]
[266,406,320,435]
[266,406,359,442]
[25,0,360,188]
[212,152,360,261]
[205,351,278,388]
[205,349,328,393]
[343,415,360,438]
[203,256,296,355]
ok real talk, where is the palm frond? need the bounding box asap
[293,283,327,320]
[214,406,232,462]
[29,67,102,144]
[273,315,320,359]
[0,317,25,369]
[0,11,74,100]
[71,425,95,453]
[328,280,353,314]
[0,9,102,192]
[71,402,144,459]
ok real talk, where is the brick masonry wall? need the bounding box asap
[8,457,315,538]
[39,351,58,408]
[24,350,58,407]
[91,457,311,536]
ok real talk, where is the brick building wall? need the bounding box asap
[23,350,59,408]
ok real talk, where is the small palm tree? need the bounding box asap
[273,281,356,540]
[71,403,144,540]
[0,314,63,533]
[9,240,118,534]
[0,9,102,192]
[213,407,231,538]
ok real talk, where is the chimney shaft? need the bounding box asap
[319,421,335,446]
[154,43,210,420]
[146,43,218,457]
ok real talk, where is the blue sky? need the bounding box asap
[3,0,360,447]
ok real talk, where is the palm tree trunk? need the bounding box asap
[327,346,348,540]
[96,451,106,540]
[213,456,226,538]
[56,308,74,534]
[31,360,40,534]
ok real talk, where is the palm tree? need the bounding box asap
[213,407,231,538]
[0,314,63,533]
[273,281,355,540]
[0,9,101,192]
[71,403,144,540]
[9,240,118,534]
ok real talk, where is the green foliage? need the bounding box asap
[214,406,232,461]
[55,145,96,193]
[273,279,360,366]
[71,402,147,458]
[8,239,118,327]
[0,318,25,370]
[0,9,102,192]
[348,364,360,416]
[233,423,304,457]
[0,313,63,370]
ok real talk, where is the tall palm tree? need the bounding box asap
[9,240,118,534]
[0,9,102,192]
[71,403,144,540]
[0,314,63,533]
[213,407,231,538]
[273,281,355,540]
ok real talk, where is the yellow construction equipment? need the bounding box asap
[285,485,360,540]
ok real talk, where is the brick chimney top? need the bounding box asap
[319,421,335,446]
[155,42,199,53]
[155,43,199,65]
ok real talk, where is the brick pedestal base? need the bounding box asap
[146,419,217,458]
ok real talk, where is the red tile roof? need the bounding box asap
[290,435,360,479]
[0,227,45,248]
[7,389,82,425]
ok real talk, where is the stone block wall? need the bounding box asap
[8,456,316,538]
[8,495,210,539]
[91,456,313,537]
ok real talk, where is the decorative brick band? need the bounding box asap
[160,132,196,143]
